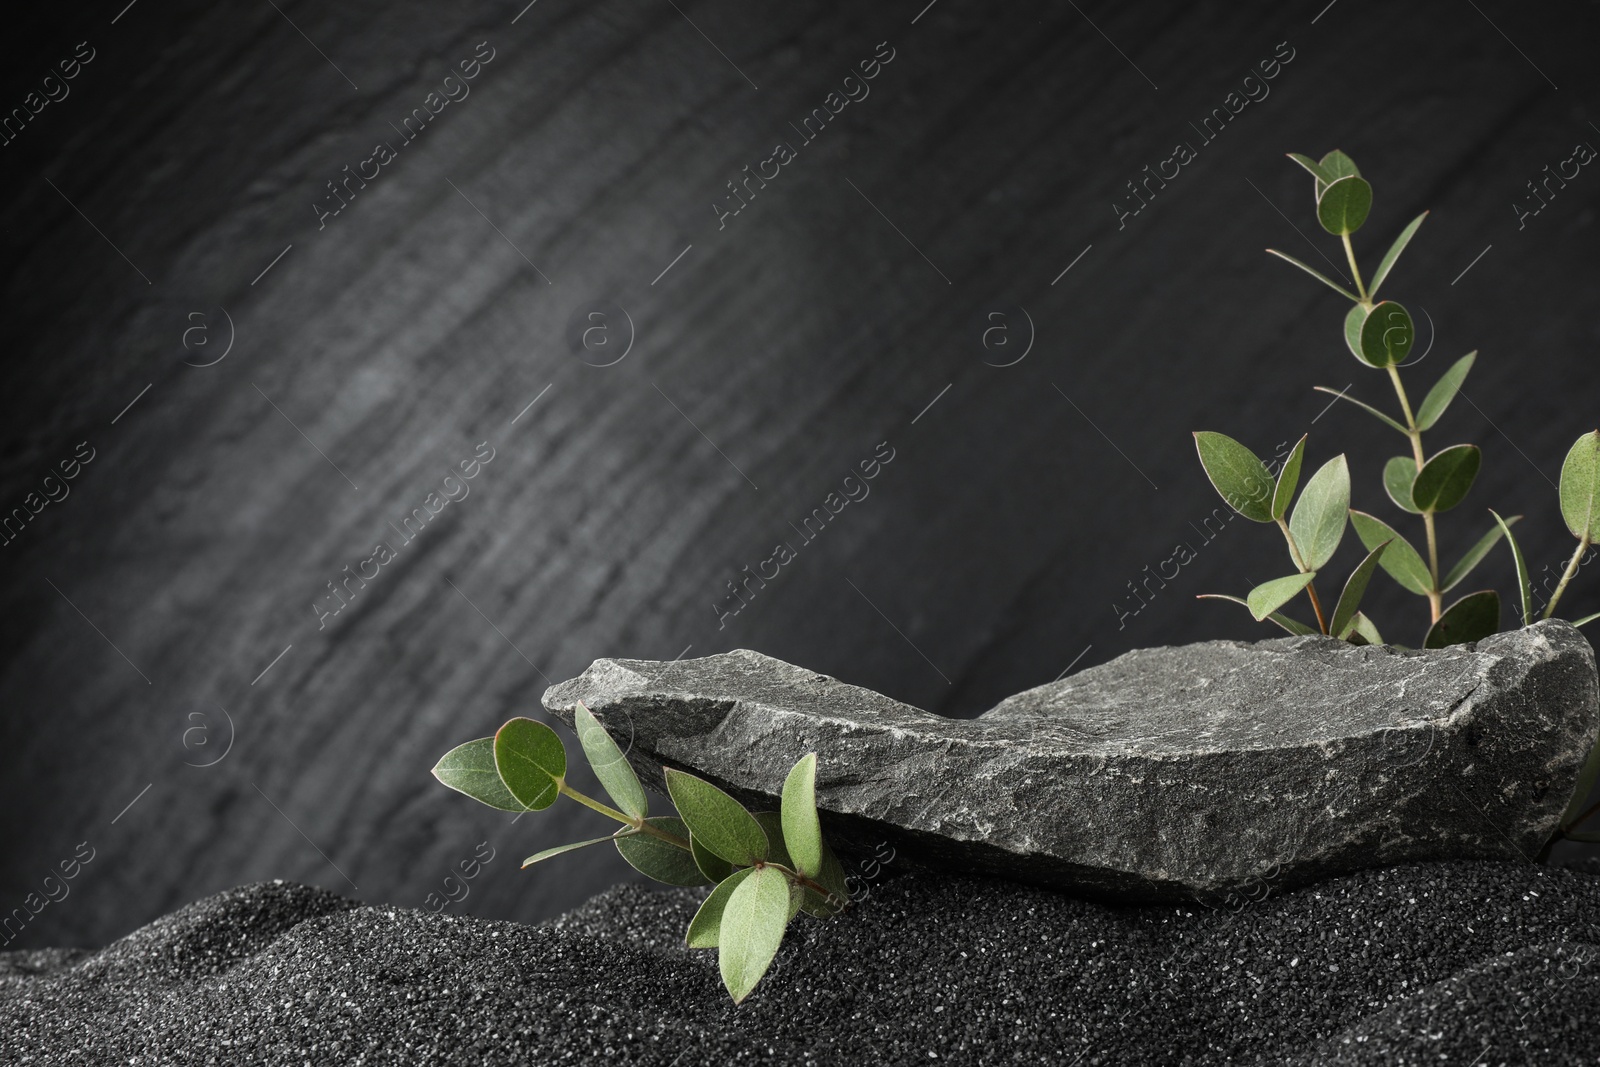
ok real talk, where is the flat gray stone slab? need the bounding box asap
[543,620,1600,901]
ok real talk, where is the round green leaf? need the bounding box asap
[1350,510,1434,596]
[1415,351,1476,431]
[1383,456,1421,513]
[493,717,566,811]
[718,865,794,1004]
[1344,304,1370,363]
[780,754,823,879]
[1411,444,1481,513]
[1424,590,1501,649]
[1317,175,1372,235]
[1289,455,1350,570]
[573,701,648,821]
[1194,432,1275,523]
[1357,301,1413,367]
[665,768,769,867]
[615,816,710,886]
[1308,149,1359,199]
[1246,572,1317,622]
[686,867,756,948]
[1559,431,1600,541]
[432,737,525,812]
[1319,149,1361,181]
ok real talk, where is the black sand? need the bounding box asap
[4,861,1598,1065]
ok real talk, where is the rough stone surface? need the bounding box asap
[4,863,1600,1065]
[543,620,1600,901]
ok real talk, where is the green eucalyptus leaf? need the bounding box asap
[1311,386,1409,435]
[1443,515,1522,593]
[1290,455,1350,570]
[1317,175,1373,235]
[691,834,736,883]
[1383,456,1421,513]
[1331,540,1391,638]
[1266,613,1318,636]
[780,753,823,879]
[573,702,648,821]
[1357,300,1414,367]
[1272,435,1308,521]
[1344,303,1369,362]
[1346,611,1384,646]
[1369,211,1428,297]
[665,768,769,867]
[1351,510,1435,595]
[686,866,756,948]
[1287,152,1334,186]
[751,812,794,869]
[746,814,810,919]
[1197,594,1317,635]
[1424,590,1501,649]
[1266,249,1360,302]
[493,717,566,811]
[523,834,622,868]
[1559,431,1600,541]
[1194,432,1277,523]
[1415,352,1476,431]
[431,737,526,812]
[1411,444,1481,514]
[1319,149,1361,181]
[718,865,793,1004]
[1490,510,1534,629]
[1246,573,1317,621]
[615,816,710,886]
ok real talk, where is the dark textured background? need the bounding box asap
[2,0,1598,949]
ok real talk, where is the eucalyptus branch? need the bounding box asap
[1341,232,1368,302]
[1193,147,1598,655]
[433,706,854,1004]
[1544,536,1591,620]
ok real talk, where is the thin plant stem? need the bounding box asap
[1422,515,1442,618]
[1277,518,1329,633]
[1386,363,1443,622]
[1544,537,1591,620]
[557,782,691,850]
[763,861,845,906]
[1342,233,1368,302]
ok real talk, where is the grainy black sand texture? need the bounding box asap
[3,861,1597,1065]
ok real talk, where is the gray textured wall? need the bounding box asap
[3,0,1598,949]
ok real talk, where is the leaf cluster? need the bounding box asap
[1195,148,1600,846]
[432,705,848,1002]
[1197,150,1600,652]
